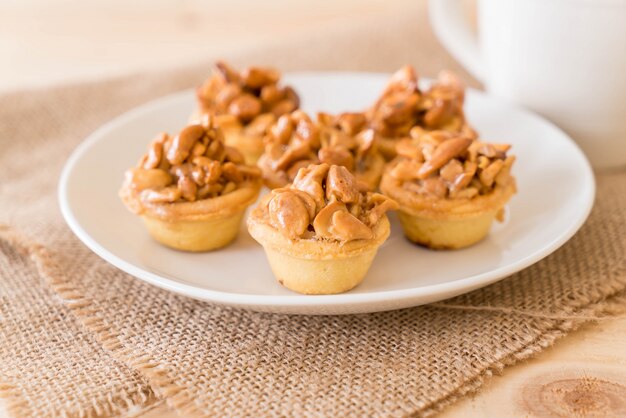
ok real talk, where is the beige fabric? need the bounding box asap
[1,3,625,417]
[0,229,156,417]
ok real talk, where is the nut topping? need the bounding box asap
[313,201,348,239]
[195,61,299,127]
[396,139,423,161]
[387,130,515,200]
[337,112,366,135]
[214,84,241,110]
[292,163,330,210]
[167,124,205,165]
[191,156,222,184]
[417,136,472,179]
[315,204,373,241]
[228,94,262,122]
[240,67,280,88]
[366,66,477,151]
[274,140,310,171]
[215,61,240,83]
[271,114,295,144]
[178,175,197,202]
[318,146,354,170]
[260,84,282,105]
[124,168,172,192]
[140,186,182,203]
[121,118,261,210]
[244,113,276,137]
[365,193,399,226]
[479,159,504,188]
[143,135,165,169]
[270,99,298,117]
[325,165,359,203]
[389,160,422,181]
[262,163,397,242]
[269,190,311,239]
[439,159,464,182]
[258,110,384,188]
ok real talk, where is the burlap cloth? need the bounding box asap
[1,4,625,417]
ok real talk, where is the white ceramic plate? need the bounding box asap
[59,72,595,315]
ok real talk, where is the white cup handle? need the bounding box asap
[428,0,485,82]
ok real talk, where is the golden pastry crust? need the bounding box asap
[139,209,249,252]
[247,163,397,294]
[380,130,516,249]
[257,111,386,190]
[190,61,300,164]
[367,65,477,159]
[384,177,515,250]
[120,117,262,251]
[249,217,390,294]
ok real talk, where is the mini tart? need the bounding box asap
[120,120,262,252]
[367,65,477,160]
[190,61,300,165]
[257,110,386,190]
[247,163,397,294]
[380,131,516,249]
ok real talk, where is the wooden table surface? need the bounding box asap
[2,1,625,417]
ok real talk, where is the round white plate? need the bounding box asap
[59,72,595,315]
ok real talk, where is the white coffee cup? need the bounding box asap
[429,0,626,169]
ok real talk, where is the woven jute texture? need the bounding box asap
[1,3,626,417]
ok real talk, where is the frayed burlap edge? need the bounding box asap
[1,225,625,418]
[0,380,154,418]
[0,225,158,418]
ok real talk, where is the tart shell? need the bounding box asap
[189,111,264,165]
[380,173,515,249]
[397,209,500,249]
[121,181,261,252]
[247,214,391,294]
[140,210,246,252]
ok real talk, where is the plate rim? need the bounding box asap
[58,71,596,311]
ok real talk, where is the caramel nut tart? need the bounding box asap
[190,61,300,164]
[367,65,477,160]
[119,117,262,252]
[380,130,516,249]
[247,163,397,294]
[257,110,385,190]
